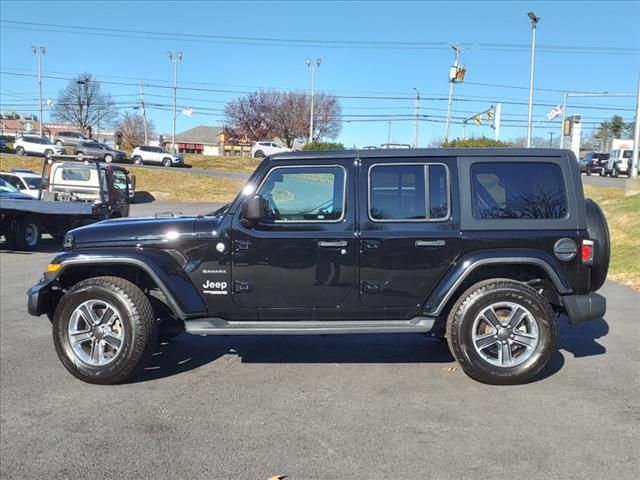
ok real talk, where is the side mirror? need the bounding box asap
[242,194,265,222]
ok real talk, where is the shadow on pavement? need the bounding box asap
[0,237,61,254]
[558,315,609,358]
[133,191,156,204]
[133,333,455,384]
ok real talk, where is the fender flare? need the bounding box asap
[50,250,207,319]
[423,249,572,316]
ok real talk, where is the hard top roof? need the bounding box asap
[270,147,570,161]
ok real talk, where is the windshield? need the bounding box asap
[208,203,231,217]
[0,178,19,193]
[23,177,43,189]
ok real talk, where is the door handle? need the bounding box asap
[415,240,446,248]
[318,240,348,248]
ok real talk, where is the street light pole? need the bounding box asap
[31,46,45,136]
[444,45,460,142]
[139,81,148,145]
[387,120,392,145]
[526,12,540,148]
[413,88,420,148]
[168,51,182,153]
[631,70,640,178]
[306,58,321,143]
[548,131,554,147]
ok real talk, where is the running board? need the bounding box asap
[185,317,435,335]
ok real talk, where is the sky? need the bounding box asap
[1,0,639,147]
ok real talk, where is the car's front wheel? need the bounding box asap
[446,279,557,385]
[162,158,173,167]
[133,156,143,165]
[52,276,157,384]
[104,154,113,163]
[15,146,25,156]
[254,150,265,158]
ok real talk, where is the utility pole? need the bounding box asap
[559,92,568,149]
[526,12,540,148]
[413,88,420,148]
[631,70,640,178]
[548,131,554,147]
[139,81,148,145]
[387,121,392,145]
[445,45,460,142]
[306,58,321,143]
[167,51,182,153]
[31,46,45,137]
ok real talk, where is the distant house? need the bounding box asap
[168,125,223,156]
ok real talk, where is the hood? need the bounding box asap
[67,215,221,248]
[0,191,36,200]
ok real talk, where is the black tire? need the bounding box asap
[585,199,610,290]
[52,276,157,385]
[76,151,84,160]
[15,146,25,156]
[44,149,53,159]
[586,168,591,176]
[13,215,41,250]
[612,168,619,178]
[162,158,173,167]
[254,150,265,158]
[446,279,558,385]
[133,156,143,165]
[104,154,113,163]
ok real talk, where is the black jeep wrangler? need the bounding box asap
[27,148,610,385]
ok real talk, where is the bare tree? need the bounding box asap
[52,73,117,136]
[224,89,342,147]
[116,112,155,148]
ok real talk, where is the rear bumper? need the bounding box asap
[27,278,56,317]
[562,292,606,325]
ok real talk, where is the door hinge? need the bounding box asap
[361,281,380,293]
[233,281,252,294]
[233,240,251,253]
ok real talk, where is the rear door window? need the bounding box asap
[471,162,567,220]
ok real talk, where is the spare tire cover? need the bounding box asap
[585,198,610,290]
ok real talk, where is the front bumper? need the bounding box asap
[562,292,606,325]
[27,278,56,317]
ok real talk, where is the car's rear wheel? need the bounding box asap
[13,216,41,251]
[133,156,143,165]
[254,150,265,158]
[55,140,63,146]
[447,279,557,385]
[76,152,84,160]
[15,146,25,156]
[612,168,619,178]
[162,158,173,167]
[52,276,157,384]
[104,154,113,163]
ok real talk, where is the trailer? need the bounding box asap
[0,155,133,250]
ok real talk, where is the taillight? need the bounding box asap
[581,239,594,264]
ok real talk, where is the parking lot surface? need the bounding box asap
[1,203,639,480]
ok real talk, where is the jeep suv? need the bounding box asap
[13,135,67,158]
[131,146,184,167]
[54,131,88,147]
[27,149,610,385]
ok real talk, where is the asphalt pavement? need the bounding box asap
[0,202,639,479]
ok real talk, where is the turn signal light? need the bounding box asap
[46,263,62,273]
[581,240,594,264]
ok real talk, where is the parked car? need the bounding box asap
[53,131,88,147]
[28,148,609,385]
[131,146,184,167]
[0,138,10,153]
[580,152,609,176]
[13,136,66,158]
[604,149,634,177]
[251,141,291,158]
[0,170,43,198]
[0,177,34,200]
[74,141,126,163]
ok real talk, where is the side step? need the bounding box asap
[185,317,435,336]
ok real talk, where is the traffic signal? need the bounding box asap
[486,109,494,121]
[474,115,482,127]
[563,119,572,137]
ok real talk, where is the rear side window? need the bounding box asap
[61,168,91,181]
[369,164,449,221]
[471,162,567,220]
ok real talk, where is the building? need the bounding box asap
[166,125,223,155]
